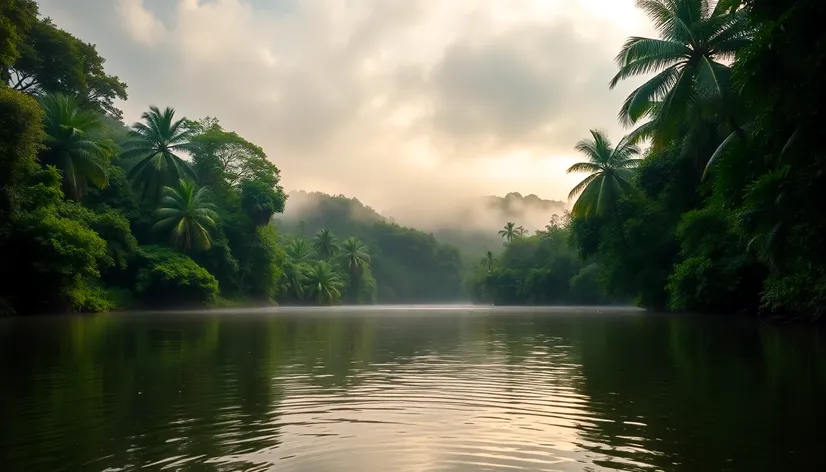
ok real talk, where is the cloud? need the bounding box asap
[118,0,167,46]
[424,21,623,158]
[37,0,654,212]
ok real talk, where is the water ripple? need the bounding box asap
[4,309,824,471]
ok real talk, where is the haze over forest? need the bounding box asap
[35,0,654,224]
[5,0,823,317]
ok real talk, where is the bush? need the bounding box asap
[667,207,764,314]
[4,168,108,313]
[569,263,608,305]
[132,246,219,307]
[0,86,43,220]
[68,278,117,313]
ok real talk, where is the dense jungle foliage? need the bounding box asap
[275,192,464,303]
[2,0,824,318]
[0,0,469,313]
[471,0,826,319]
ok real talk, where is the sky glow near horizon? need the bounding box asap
[38,0,655,213]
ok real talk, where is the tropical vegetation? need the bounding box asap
[468,0,826,320]
[2,0,825,321]
[275,192,464,304]
[467,216,613,305]
[559,0,826,319]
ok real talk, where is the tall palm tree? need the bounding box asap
[313,229,339,260]
[285,237,314,263]
[154,179,218,251]
[122,106,197,202]
[568,130,642,218]
[304,261,344,305]
[498,222,519,242]
[39,93,113,200]
[339,237,371,303]
[610,0,750,145]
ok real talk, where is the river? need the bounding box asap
[1,306,824,471]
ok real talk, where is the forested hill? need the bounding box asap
[276,191,385,239]
[274,191,464,303]
[482,192,566,220]
[276,190,569,263]
[430,193,567,254]
[281,191,567,256]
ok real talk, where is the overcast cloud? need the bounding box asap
[37,0,654,213]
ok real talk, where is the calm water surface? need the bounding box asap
[1,306,825,471]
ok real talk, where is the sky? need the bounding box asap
[37,0,654,213]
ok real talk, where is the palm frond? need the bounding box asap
[712,0,742,16]
[574,130,612,164]
[703,118,756,179]
[566,162,601,174]
[568,173,600,200]
[695,57,730,98]
[617,64,682,125]
[635,0,696,44]
[610,54,687,89]
[153,216,181,230]
[616,157,643,169]
[652,63,695,141]
[626,120,658,145]
[570,176,601,218]
[613,36,691,69]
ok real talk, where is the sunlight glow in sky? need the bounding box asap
[38,0,655,211]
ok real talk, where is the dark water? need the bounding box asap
[1,307,825,471]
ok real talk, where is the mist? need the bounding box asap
[37,0,654,226]
[277,189,569,252]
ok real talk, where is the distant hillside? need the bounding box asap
[386,192,568,255]
[274,191,464,303]
[482,192,567,221]
[276,191,385,239]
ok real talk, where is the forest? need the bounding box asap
[0,0,469,313]
[564,0,819,319]
[2,0,824,319]
[469,0,826,319]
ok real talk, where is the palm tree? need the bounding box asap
[498,222,519,242]
[282,260,308,300]
[313,229,339,260]
[339,237,371,303]
[610,0,750,145]
[122,106,197,201]
[568,130,642,245]
[39,93,113,199]
[568,130,642,218]
[516,225,528,237]
[285,237,314,263]
[154,179,218,251]
[304,261,344,305]
[339,237,371,275]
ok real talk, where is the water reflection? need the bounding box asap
[1,308,825,471]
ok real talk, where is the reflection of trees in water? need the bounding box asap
[2,313,825,471]
[0,315,285,471]
[571,315,826,471]
[0,312,563,471]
